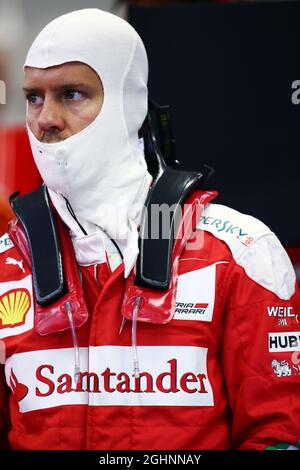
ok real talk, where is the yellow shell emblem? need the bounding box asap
[0,289,31,328]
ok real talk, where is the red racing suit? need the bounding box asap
[0,201,299,450]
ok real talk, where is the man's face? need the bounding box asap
[24,62,104,143]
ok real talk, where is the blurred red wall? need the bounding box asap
[0,126,42,235]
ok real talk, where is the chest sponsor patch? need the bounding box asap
[269,332,300,352]
[0,275,33,339]
[0,233,13,254]
[266,306,299,326]
[5,345,214,413]
[174,263,216,322]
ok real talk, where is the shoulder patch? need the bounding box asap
[198,204,296,300]
[198,203,270,254]
[0,233,13,254]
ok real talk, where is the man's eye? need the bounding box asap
[27,94,43,105]
[64,90,84,101]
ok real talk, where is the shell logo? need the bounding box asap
[0,288,31,328]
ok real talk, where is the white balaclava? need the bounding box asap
[24,8,152,277]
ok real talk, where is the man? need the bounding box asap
[0,8,299,450]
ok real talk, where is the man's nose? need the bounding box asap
[37,96,65,133]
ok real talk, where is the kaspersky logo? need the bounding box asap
[6,346,214,412]
[0,289,31,328]
[200,215,248,237]
[199,216,254,247]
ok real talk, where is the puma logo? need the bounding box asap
[5,257,25,273]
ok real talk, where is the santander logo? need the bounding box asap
[9,368,29,410]
[35,357,208,397]
[5,346,214,412]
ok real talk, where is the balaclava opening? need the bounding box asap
[24,8,153,277]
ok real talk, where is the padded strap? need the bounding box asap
[135,167,205,290]
[11,185,66,305]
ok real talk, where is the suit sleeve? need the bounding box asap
[222,235,300,450]
[0,365,11,449]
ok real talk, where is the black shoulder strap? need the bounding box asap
[135,167,205,290]
[10,185,66,306]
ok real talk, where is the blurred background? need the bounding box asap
[0,0,299,279]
